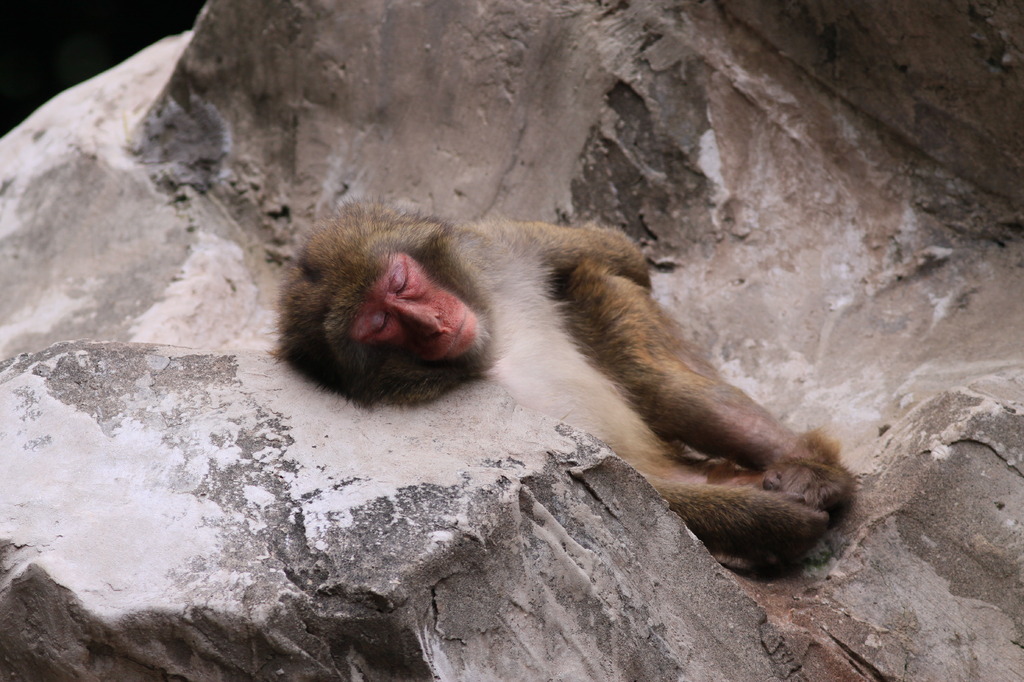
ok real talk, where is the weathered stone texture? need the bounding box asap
[0,342,792,680]
[719,0,1024,206]
[778,372,1024,680]
[2,0,1023,678]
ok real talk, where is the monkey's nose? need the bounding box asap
[398,301,445,335]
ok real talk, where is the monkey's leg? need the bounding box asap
[561,260,854,512]
[648,476,830,568]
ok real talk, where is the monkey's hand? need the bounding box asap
[762,458,855,511]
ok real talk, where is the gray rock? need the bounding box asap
[778,371,1024,681]
[0,341,792,680]
[717,0,1024,206]
[2,0,1024,678]
[0,35,277,362]
[4,342,1020,680]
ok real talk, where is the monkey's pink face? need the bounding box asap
[350,253,479,361]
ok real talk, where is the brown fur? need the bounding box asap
[276,202,856,569]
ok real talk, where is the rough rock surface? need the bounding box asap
[3,342,1020,679]
[0,34,276,362]
[1,341,792,681]
[718,0,1024,205]
[755,372,1024,681]
[1,0,1023,679]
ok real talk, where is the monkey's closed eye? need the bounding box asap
[372,311,390,333]
[389,257,409,295]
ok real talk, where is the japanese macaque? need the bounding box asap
[277,202,855,569]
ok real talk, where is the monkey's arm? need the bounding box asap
[498,220,652,289]
[560,258,855,512]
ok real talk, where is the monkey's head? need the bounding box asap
[276,203,493,405]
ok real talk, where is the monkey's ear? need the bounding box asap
[298,259,322,284]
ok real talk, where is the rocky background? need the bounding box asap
[1,1,1022,679]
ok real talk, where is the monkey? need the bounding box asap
[276,202,855,569]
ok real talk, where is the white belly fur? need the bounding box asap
[485,266,665,474]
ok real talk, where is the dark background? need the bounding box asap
[0,1,206,136]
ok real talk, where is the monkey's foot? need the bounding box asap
[762,458,856,511]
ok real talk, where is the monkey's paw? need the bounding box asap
[762,458,855,511]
